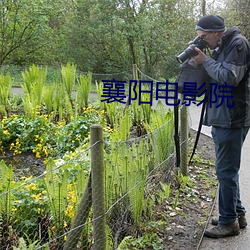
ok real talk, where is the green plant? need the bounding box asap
[42,156,90,241]
[0,108,101,158]
[157,182,171,204]
[140,86,153,124]
[107,106,132,141]
[96,80,107,111]
[0,161,15,222]
[60,62,76,102]
[43,84,56,114]
[172,190,180,210]
[144,101,175,164]
[12,177,49,241]
[21,65,47,118]
[105,137,153,236]
[117,233,163,250]
[43,159,69,226]
[0,73,12,117]
[12,233,49,250]
[0,115,57,157]
[76,71,92,110]
[178,173,192,189]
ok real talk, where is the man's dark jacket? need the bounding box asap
[203,26,250,128]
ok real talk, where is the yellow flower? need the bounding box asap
[26,183,37,191]
[14,149,22,155]
[71,195,76,204]
[32,193,42,201]
[3,130,9,135]
[36,152,41,159]
[12,207,17,212]
[10,143,14,150]
[65,205,74,218]
[43,147,49,157]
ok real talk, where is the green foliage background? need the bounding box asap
[0,0,247,80]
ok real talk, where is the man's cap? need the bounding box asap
[195,15,225,32]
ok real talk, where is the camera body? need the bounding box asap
[176,36,208,63]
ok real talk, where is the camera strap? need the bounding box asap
[189,101,206,164]
[188,48,210,164]
[174,98,180,168]
[174,99,206,168]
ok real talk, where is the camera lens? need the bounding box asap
[176,44,198,63]
[176,36,208,63]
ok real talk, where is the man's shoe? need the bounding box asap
[238,215,247,228]
[211,214,247,229]
[204,222,240,238]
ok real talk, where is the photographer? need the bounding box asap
[192,15,250,238]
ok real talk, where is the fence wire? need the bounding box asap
[0,114,191,249]
[0,67,192,249]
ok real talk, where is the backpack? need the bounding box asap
[176,58,210,96]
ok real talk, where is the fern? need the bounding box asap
[43,159,68,228]
[60,62,76,101]
[144,101,175,163]
[0,160,14,222]
[43,84,55,114]
[95,80,107,110]
[21,65,47,118]
[0,73,12,116]
[76,72,92,111]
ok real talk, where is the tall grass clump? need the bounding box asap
[103,101,155,246]
[96,81,107,111]
[0,161,15,247]
[0,73,12,117]
[21,65,47,118]
[105,136,153,247]
[60,63,76,103]
[43,84,56,114]
[76,71,92,112]
[145,101,175,164]
[0,161,14,222]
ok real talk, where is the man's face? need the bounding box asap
[196,30,221,49]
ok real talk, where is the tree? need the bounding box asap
[221,0,250,39]
[0,0,49,65]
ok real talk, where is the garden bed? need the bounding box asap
[0,65,218,249]
[0,129,217,250]
[161,130,217,250]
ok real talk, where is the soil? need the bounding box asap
[159,129,217,250]
[0,152,45,180]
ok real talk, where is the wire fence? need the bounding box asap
[0,65,191,249]
[0,117,189,249]
[0,64,134,86]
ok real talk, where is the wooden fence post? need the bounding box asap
[63,175,92,250]
[91,124,106,250]
[180,96,188,176]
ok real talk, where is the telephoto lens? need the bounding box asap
[176,36,208,63]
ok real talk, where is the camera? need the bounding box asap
[176,36,208,64]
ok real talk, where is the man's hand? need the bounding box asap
[192,47,207,64]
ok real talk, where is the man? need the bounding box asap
[192,15,250,238]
